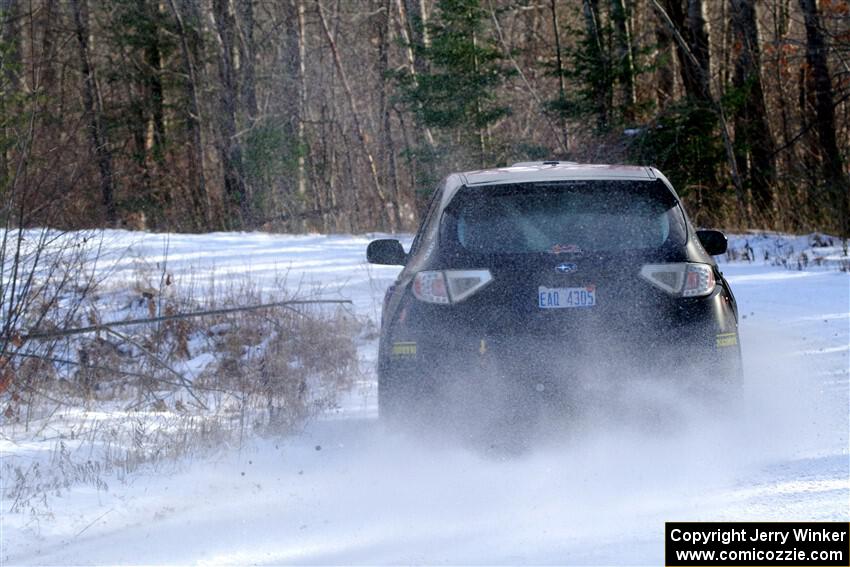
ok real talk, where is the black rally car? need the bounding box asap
[368,162,742,422]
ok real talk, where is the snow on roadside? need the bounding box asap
[2,229,848,565]
[723,231,848,271]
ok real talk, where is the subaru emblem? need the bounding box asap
[555,263,577,274]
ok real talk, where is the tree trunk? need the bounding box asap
[549,0,570,151]
[238,0,258,121]
[212,0,250,227]
[168,0,211,229]
[295,0,307,199]
[582,0,610,130]
[280,0,306,203]
[138,0,166,161]
[654,16,675,109]
[652,0,746,221]
[686,0,710,90]
[472,27,486,167]
[40,0,57,94]
[1,0,20,182]
[799,0,849,236]
[396,0,437,211]
[315,0,390,229]
[404,0,429,73]
[730,0,775,220]
[1,0,19,91]
[379,0,402,230]
[70,0,118,225]
[610,0,636,119]
[661,0,706,103]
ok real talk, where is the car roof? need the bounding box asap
[459,162,657,186]
[439,162,672,208]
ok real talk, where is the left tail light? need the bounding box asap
[412,270,493,304]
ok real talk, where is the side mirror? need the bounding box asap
[697,229,728,256]
[367,239,407,265]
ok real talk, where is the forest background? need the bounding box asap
[1,0,847,235]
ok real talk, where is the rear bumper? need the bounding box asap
[379,343,742,428]
[383,328,733,380]
[379,285,741,413]
[380,316,741,408]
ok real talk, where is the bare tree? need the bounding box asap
[1,0,20,91]
[280,0,307,202]
[39,0,57,94]
[0,0,845,234]
[379,0,404,229]
[549,0,570,150]
[582,0,611,129]
[730,0,776,220]
[660,0,709,103]
[212,0,251,227]
[168,0,211,228]
[238,0,258,122]
[1,0,21,180]
[652,0,745,220]
[654,16,675,109]
[610,0,637,118]
[70,0,117,225]
[315,0,391,230]
[799,0,849,236]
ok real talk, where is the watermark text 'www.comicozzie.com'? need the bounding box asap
[666,522,849,566]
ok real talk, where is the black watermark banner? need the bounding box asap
[666,522,850,566]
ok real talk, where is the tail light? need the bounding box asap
[640,263,716,297]
[412,270,492,304]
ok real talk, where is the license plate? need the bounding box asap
[538,286,596,308]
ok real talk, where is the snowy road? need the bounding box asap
[3,231,848,565]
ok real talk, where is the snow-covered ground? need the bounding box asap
[2,230,848,565]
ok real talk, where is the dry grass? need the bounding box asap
[1,263,363,519]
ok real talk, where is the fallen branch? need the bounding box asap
[10,299,352,342]
[104,327,208,410]
[8,351,233,394]
[74,508,113,538]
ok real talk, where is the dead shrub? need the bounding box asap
[2,259,362,519]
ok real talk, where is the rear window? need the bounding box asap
[441,181,687,254]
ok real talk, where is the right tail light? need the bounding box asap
[640,263,716,297]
